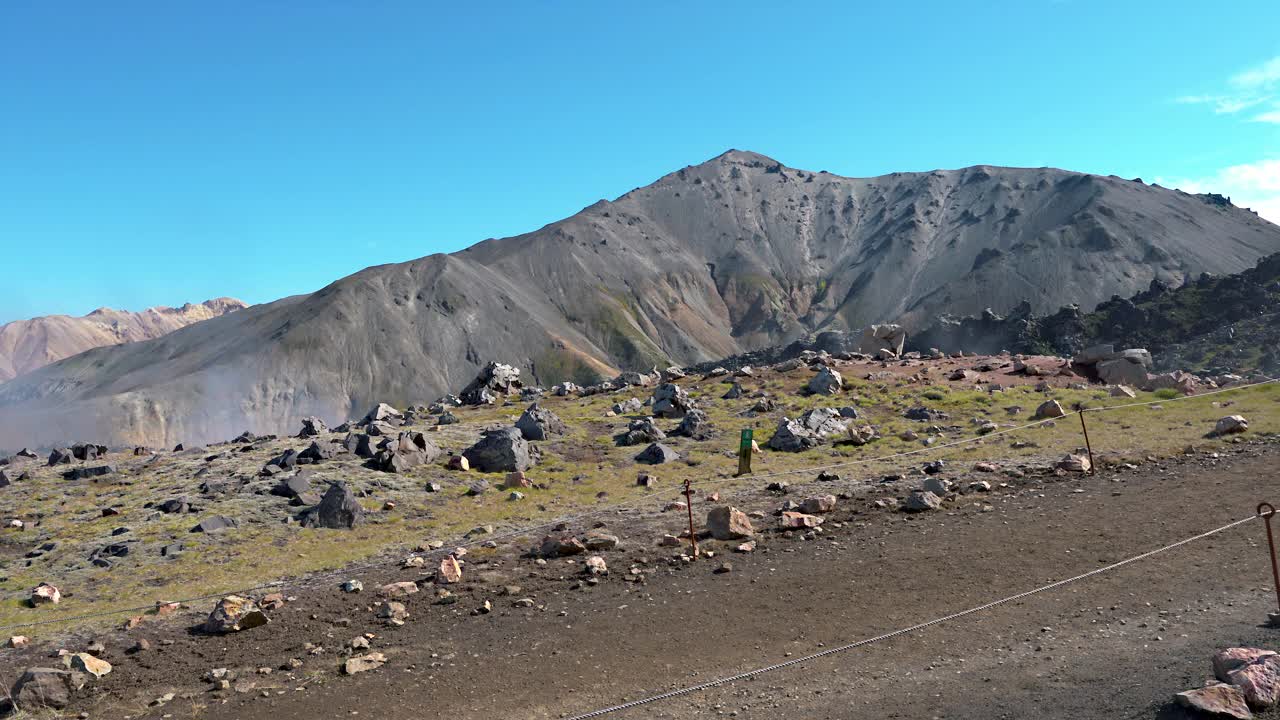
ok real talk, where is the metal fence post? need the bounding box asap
[684,478,699,558]
[1257,503,1280,626]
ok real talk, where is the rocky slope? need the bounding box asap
[909,251,1280,373]
[2,150,1279,449]
[0,298,248,382]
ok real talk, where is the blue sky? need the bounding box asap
[2,1,1278,323]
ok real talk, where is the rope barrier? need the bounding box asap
[2,376,1274,633]
[565,513,1262,719]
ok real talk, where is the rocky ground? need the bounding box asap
[0,352,1277,718]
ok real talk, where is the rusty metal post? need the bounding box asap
[683,478,699,558]
[1257,503,1280,625]
[1077,408,1096,475]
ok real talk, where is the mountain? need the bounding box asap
[3,150,1279,449]
[909,251,1280,374]
[0,298,248,382]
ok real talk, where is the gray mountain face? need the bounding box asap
[3,150,1279,449]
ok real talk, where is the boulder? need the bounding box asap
[298,416,329,437]
[1033,400,1067,420]
[635,443,679,465]
[799,495,837,514]
[373,431,441,473]
[463,361,523,396]
[69,653,111,679]
[1109,385,1137,398]
[1215,415,1249,436]
[360,403,403,426]
[858,324,907,356]
[902,491,942,512]
[1145,371,1200,395]
[1230,654,1280,710]
[552,382,579,396]
[515,404,567,441]
[437,555,463,584]
[267,448,299,471]
[343,653,387,675]
[437,411,459,425]
[1215,649,1278,682]
[706,506,754,540]
[71,443,102,461]
[539,535,586,557]
[612,397,644,414]
[11,667,86,710]
[190,515,238,533]
[1056,453,1092,473]
[1096,358,1149,387]
[583,532,620,551]
[651,383,695,418]
[302,482,365,529]
[721,383,743,400]
[297,440,336,463]
[583,556,608,575]
[378,601,408,623]
[203,595,269,633]
[462,427,540,473]
[904,406,947,422]
[1175,684,1251,719]
[1073,344,1117,365]
[670,408,713,440]
[271,473,312,500]
[781,511,824,529]
[767,408,848,452]
[366,420,398,436]
[62,464,117,481]
[617,417,666,446]
[806,366,844,395]
[47,448,74,465]
[661,366,687,381]
[30,583,61,606]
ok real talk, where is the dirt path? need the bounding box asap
[97,440,1272,720]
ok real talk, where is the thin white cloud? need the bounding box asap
[1158,159,1280,225]
[1253,109,1280,124]
[1179,55,1280,115]
[1231,56,1280,89]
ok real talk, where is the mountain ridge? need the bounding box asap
[0,297,248,383]
[2,150,1278,449]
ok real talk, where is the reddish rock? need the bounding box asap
[799,495,837,514]
[781,511,824,529]
[1175,683,1252,719]
[538,535,586,558]
[1215,648,1278,682]
[706,506,754,540]
[437,556,463,584]
[1231,655,1280,710]
[379,581,419,597]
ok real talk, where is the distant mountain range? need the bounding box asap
[2,149,1279,449]
[0,298,247,382]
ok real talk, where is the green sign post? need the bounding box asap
[736,428,753,476]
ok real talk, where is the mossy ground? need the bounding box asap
[0,357,1274,639]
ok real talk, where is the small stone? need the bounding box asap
[342,652,387,675]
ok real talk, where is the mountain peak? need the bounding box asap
[709,149,783,167]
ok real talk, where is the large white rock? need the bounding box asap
[1096,358,1150,387]
[1215,415,1249,436]
[857,324,906,357]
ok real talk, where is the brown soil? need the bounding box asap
[9,440,1280,719]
